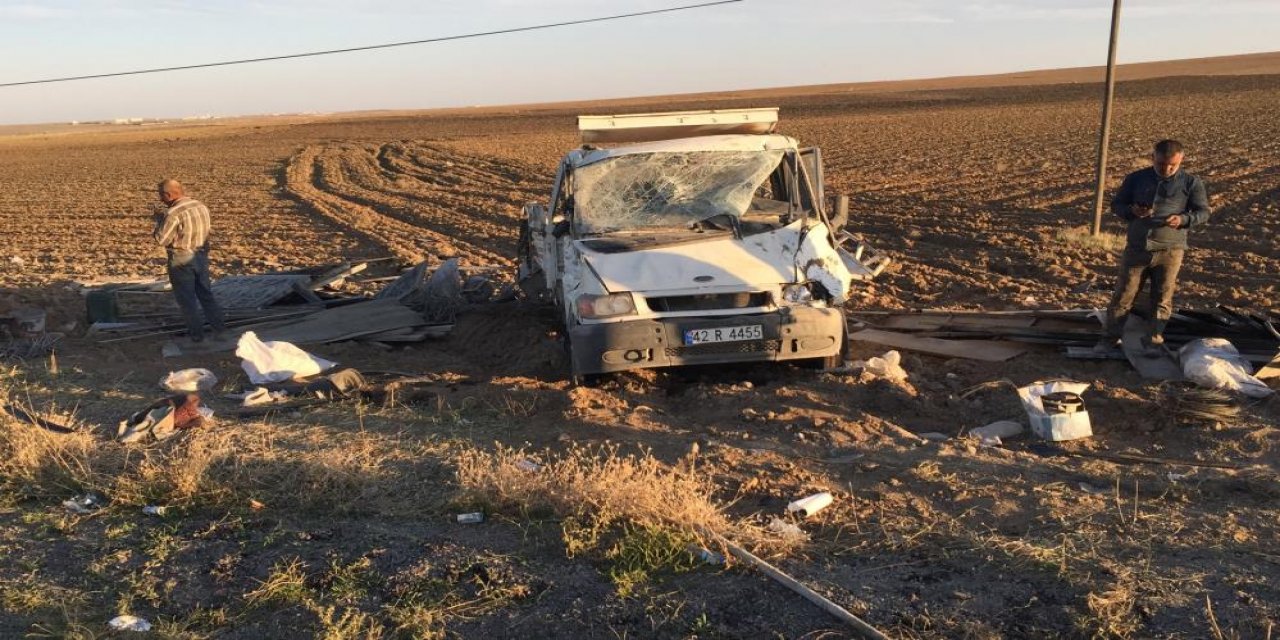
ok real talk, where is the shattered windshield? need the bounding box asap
[573,150,785,235]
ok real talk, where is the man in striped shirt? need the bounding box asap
[154,178,225,341]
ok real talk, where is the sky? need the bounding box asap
[0,0,1278,124]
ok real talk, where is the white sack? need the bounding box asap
[1180,338,1274,398]
[160,368,218,392]
[850,350,907,381]
[235,331,336,384]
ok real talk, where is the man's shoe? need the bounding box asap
[1142,334,1165,357]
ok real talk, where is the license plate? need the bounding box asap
[684,324,763,345]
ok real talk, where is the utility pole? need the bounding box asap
[1090,0,1122,236]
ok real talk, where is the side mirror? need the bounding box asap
[552,219,571,238]
[828,194,849,231]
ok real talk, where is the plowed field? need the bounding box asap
[1,63,1277,639]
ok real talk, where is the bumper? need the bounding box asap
[567,307,844,376]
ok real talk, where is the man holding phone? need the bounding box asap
[1100,139,1211,352]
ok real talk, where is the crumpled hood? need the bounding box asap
[580,222,849,297]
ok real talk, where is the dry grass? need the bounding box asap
[454,443,781,554]
[1055,225,1126,253]
[0,371,453,518]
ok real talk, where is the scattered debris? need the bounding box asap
[237,331,336,384]
[1018,381,1092,441]
[766,517,807,541]
[160,368,218,392]
[375,260,430,301]
[786,492,834,518]
[62,493,102,514]
[850,327,1027,362]
[0,332,62,360]
[85,257,467,348]
[843,350,907,381]
[1,307,61,360]
[969,420,1024,441]
[1028,442,1245,470]
[855,307,1280,372]
[687,545,726,565]
[1161,382,1242,427]
[2,403,75,433]
[142,505,167,517]
[108,615,152,632]
[239,387,291,407]
[1180,338,1274,398]
[118,394,212,443]
[1077,482,1107,495]
[516,459,541,472]
[715,532,891,639]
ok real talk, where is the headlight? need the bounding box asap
[576,293,637,319]
[781,283,813,304]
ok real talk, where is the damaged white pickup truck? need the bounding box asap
[517,108,886,382]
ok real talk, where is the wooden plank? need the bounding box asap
[1066,346,1126,360]
[1121,315,1184,380]
[850,328,1027,362]
[310,262,368,290]
[256,299,426,345]
[877,315,950,331]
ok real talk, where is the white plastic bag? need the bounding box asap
[160,368,218,392]
[849,350,907,381]
[1180,338,1274,398]
[235,331,336,384]
[108,615,151,632]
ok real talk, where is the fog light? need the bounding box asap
[782,283,813,304]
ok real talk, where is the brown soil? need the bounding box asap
[1,55,1277,639]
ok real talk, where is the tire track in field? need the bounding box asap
[282,141,551,266]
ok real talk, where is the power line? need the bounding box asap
[0,0,742,88]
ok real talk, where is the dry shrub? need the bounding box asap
[0,412,104,499]
[1055,225,1126,253]
[0,377,235,508]
[227,427,447,516]
[455,443,778,553]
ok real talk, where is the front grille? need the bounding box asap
[646,292,770,312]
[666,339,780,358]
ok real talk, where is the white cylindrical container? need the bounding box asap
[456,512,485,524]
[787,492,834,518]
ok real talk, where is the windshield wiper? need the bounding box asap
[693,213,743,239]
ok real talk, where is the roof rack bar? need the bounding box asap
[578,108,779,144]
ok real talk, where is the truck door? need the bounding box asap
[798,147,824,215]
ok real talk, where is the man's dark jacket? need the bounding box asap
[1111,167,1210,251]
